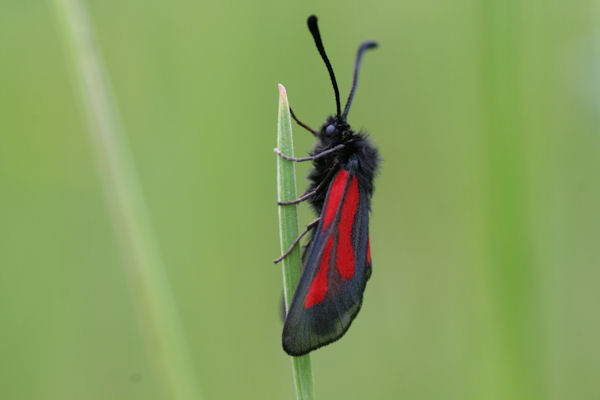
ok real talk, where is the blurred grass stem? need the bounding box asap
[276,84,315,400]
[52,1,201,399]
[482,1,541,399]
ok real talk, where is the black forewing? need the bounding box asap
[282,158,371,356]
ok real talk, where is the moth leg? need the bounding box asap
[278,189,316,206]
[273,218,320,264]
[290,107,317,136]
[274,144,345,162]
[277,161,338,205]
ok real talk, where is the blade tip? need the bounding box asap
[278,83,287,98]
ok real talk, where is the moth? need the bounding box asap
[275,15,379,356]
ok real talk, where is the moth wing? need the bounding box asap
[282,165,371,356]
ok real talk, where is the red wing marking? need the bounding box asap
[305,236,333,308]
[366,236,371,266]
[336,176,359,279]
[323,169,349,227]
[304,169,352,309]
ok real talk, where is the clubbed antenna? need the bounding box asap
[307,15,341,117]
[343,41,378,119]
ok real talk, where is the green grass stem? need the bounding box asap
[276,84,315,400]
[52,1,201,399]
[481,2,541,399]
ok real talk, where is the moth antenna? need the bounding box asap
[307,15,341,117]
[342,41,378,119]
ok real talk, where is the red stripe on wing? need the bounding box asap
[336,176,359,279]
[305,236,333,308]
[304,169,350,309]
[323,169,349,226]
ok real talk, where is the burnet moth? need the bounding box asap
[274,15,379,356]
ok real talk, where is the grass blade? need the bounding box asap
[52,1,201,399]
[276,84,315,400]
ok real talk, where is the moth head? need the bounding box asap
[320,116,351,142]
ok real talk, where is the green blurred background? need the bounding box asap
[2,0,599,399]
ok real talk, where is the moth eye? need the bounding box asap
[326,124,335,135]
